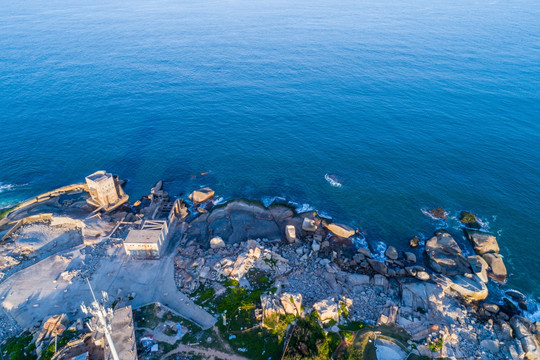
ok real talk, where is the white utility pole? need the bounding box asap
[81,279,120,360]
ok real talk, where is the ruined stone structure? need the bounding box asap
[85,171,128,211]
[123,220,169,259]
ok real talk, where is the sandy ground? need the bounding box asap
[0,231,215,335]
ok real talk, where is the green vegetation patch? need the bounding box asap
[133,303,162,329]
[283,313,340,360]
[40,330,78,360]
[0,205,19,221]
[3,331,37,360]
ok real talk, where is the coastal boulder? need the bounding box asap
[425,230,471,275]
[285,225,296,243]
[347,274,370,287]
[368,259,388,276]
[467,255,489,283]
[510,316,540,360]
[324,223,355,238]
[357,248,371,257]
[404,252,416,264]
[280,293,303,316]
[189,187,215,203]
[436,273,489,302]
[483,253,507,283]
[302,218,317,232]
[312,296,352,324]
[410,236,420,247]
[209,236,226,249]
[465,229,500,255]
[429,207,447,220]
[385,246,398,260]
[460,211,481,229]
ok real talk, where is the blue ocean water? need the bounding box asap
[1,0,539,300]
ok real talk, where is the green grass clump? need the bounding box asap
[0,205,18,220]
[283,312,340,360]
[223,278,239,287]
[40,330,77,360]
[3,331,37,360]
[428,337,444,352]
[134,304,161,329]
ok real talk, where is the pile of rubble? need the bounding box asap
[172,201,540,359]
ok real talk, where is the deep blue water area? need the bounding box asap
[1,0,539,303]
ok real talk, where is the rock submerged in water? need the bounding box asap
[409,236,419,247]
[460,211,481,229]
[189,187,215,203]
[430,207,447,220]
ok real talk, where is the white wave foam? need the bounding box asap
[353,234,368,249]
[0,183,16,193]
[325,174,342,188]
[261,196,275,208]
[294,203,315,214]
[316,210,333,220]
[261,196,286,208]
[373,241,387,261]
[213,196,226,205]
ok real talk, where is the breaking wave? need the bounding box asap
[325,174,342,188]
[0,182,27,194]
[0,183,16,193]
[292,202,316,214]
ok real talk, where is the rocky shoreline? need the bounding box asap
[0,179,539,359]
[173,199,540,359]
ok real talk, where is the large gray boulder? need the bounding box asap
[465,229,500,255]
[280,293,303,316]
[186,201,294,247]
[189,187,215,203]
[467,255,489,283]
[347,274,370,287]
[445,274,488,301]
[368,259,388,275]
[483,253,507,283]
[209,236,226,249]
[425,231,471,275]
[324,223,355,238]
[385,246,398,260]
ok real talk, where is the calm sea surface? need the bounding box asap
[1,0,539,301]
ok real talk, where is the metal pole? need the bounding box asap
[86,278,120,360]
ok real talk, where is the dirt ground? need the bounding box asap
[0,229,215,337]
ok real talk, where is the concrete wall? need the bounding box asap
[1,214,84,243]
[0,183,88,227]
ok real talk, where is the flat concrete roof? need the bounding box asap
[124,229,162,244]
[86,171,111,183]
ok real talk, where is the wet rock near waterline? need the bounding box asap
[429,207,448,220]
[425,230,471,276]
[465,229,500,255]
[460,211,481,229]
